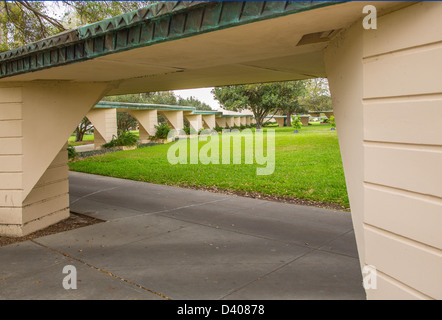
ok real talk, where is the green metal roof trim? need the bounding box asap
[192,110,223,115]
[95,101,195,111]
[0,1,345,79]
[221,114,251,118]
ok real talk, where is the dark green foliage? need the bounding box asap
[153,123,171,140]
[67,145,78,160]
[102,131,138,148]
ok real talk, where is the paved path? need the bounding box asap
[73,143,95,152]
[0,172,365,300]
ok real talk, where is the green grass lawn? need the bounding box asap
[68,123,349,209]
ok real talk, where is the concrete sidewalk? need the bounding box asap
[0,172,365,300]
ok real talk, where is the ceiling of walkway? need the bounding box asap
[0,1,406,95]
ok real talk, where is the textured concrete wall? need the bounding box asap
[86,108,118,149]
[128,109,158,142]
[325,1,442,299]
[0,82,108,236]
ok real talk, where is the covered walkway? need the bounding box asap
[0,1,441,299]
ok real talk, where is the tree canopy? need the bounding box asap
[212,81,307,129]
[299,78,333,112]
[0,1,151,52]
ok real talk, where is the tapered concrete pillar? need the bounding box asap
[298,115,309,126]
[325,1,442,300]
[225,117,235,128]
[202,114,216,129]
[239,117,246,126]
[184,113,203,132]
[160,110,184,130]
[128,109,158,142]
[0,82,109,236]
[233,117,241,127]
[246,117,251,126]
[275,117,285,127]
[86,108,118,149]
[323,111,334,119]
[215,117,227,128]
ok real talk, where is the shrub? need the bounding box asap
[102,131,138,148]
[67,145,78,160]
[214,126,223,132]
[329,116,336,128]
[292,116,302,130]
[153,124,171,139]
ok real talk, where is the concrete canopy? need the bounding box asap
[1,1,441,300]
[0,1,401,94]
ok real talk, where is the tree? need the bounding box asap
[178,96,212,111]
[213,81,305,129]
[275,81,307,127]
[299,78,333,112]
[74,117,92,142]
[0,1,151,51]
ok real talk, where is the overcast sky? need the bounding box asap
[173,87,221,110]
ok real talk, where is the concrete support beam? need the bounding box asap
[275,117,285,127]
[128,109,158,142]
[298,115,310,126]
[325,1,442,300]
[0,82,109,236]
[184,113,203,132]
[86,108,118,149]
[233,117,241,127]
[215,117,227,128]
[160,110,184,130]
[202,114,216,129]
[246,117,252,126]
[323,111,334,119]
[225,117,235,128]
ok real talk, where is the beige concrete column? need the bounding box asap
[160,110,184,130]
[233,117,241,127]
[325,1,442,300]
[128,109,158,142]
[215,117,227,128]
[0,82,109,236]
[86,108,118,149]
[184,113,203,132]
[202,114,216,129]
[275,117,285,127]
[240,117,247,126]
[323,111,334,119]
[225,117,235,128]
[298,115,309,126]
[246,116,251,126]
